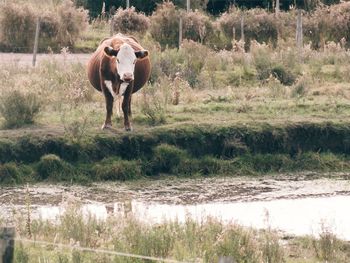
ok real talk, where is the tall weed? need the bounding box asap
[0,91,41,128]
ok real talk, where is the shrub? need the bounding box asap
[251,43,274,81]
[55,0,89,47]
[112,7,150,35]
[214,226,262,263]
[150,1,180,49]
[313,225,343,262]
[291,77,309,98]
[0,163,21,184]
[0,3,36,52]
[36,154,74,181]
[152,144,187,174]
[0,0,88,52]
[304,3,350,49]
[180,40,209,87]
[218,7,279,50]
[178,156,231,176]
[271,64,296,86]
[0,91,41,128]
[140,83,168,126]
[93,157,142,181]
[182,10,214,44]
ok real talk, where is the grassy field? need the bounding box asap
[1,6,350,263]
[0,34,350,184]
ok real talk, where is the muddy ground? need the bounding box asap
[1,172,350,208]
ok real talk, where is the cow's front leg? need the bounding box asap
[101,82,114,130]
[122,83,134,131]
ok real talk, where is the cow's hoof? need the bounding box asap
[101,123,112,130]
[125,126,133,132]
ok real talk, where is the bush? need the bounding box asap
[112,7,150,35]
[0,91,41,128]
[182,10,215,45]
[251,42,298,85]
[0,3,36,52]
[55,0,89,47]
[291,77,309,98]
[152,144,187,174]
[150,1,180,49]
[304,3,350,49]
[218,7,279,50]
[0,163,21,184]
[214,226,262,263]
[251,43,274,81]
[0,0,88,52]
[180,40,209,87]
[271,64,296,86]
[36,154,74,181]
[93,157,142,181]
[178,156,231,176]
[140,84,167,126]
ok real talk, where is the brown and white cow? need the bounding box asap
[87,33,151,131]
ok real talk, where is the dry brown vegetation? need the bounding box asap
[6,201,350,262]
[112,7,150,36]
[0,0,88,52]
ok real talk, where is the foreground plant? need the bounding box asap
[11,203,284,262]
[0,90,41,128]
[11,202,350,263]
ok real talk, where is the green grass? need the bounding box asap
[10,203,350,263]
[1,42,350,184]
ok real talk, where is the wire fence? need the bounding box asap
[15,238,190,263]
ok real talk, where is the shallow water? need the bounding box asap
[26,195,350,240]
[1,173,350,239]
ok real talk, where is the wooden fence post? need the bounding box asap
[126,0,129,9]
[187,0,190,12]
[275,0,280,16]
[32,17,40,67]
[110,16,114,37]
[296,9,303,50]
[178,16,183,49]
[0,227,15,263]
[240,15,244,43]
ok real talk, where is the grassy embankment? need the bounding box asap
[1,33,350,184]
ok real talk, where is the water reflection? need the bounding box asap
[32,195,350,240]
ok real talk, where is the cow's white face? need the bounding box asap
[116,43,137,82]
[104,44,149,83]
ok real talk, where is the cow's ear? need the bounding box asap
[104,46,119,57]
[135,50,149,59]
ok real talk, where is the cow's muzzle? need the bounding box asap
[122,73,134,83]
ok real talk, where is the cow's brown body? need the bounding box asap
[87,34,151,131]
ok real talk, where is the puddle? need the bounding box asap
[1,174,350,240]
[131,196,350,240]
